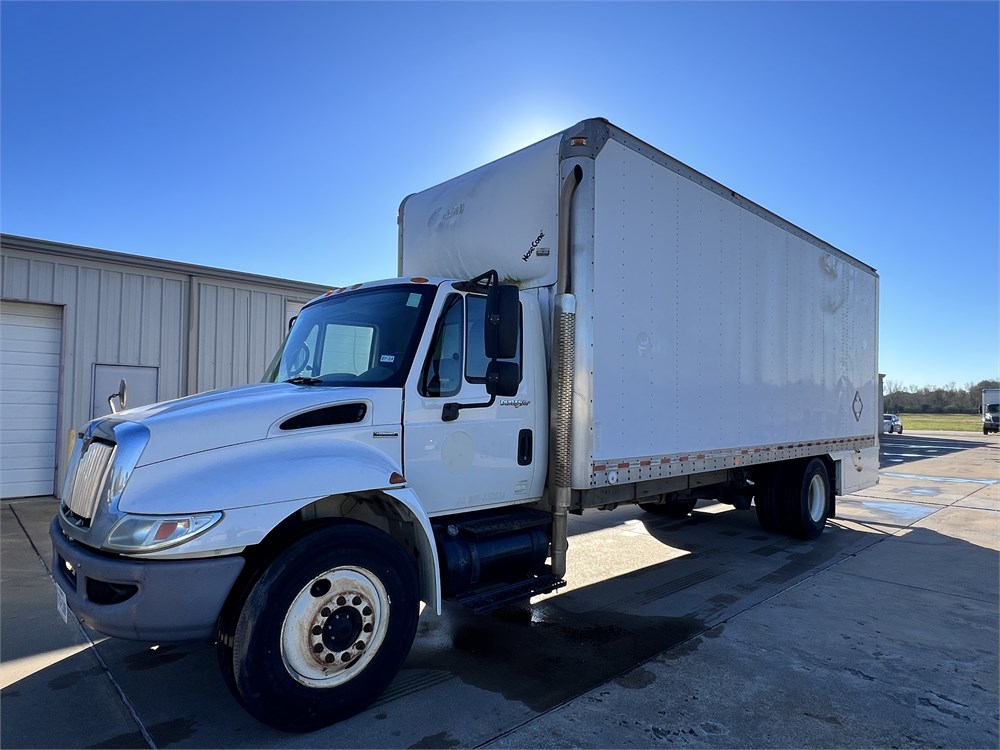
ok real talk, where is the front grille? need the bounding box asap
[64,440,115,523]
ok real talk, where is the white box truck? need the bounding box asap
[983,388,999,434]
[50,118,879,731]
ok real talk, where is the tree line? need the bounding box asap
[883,379,1000,414]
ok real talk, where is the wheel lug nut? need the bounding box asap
[321,607,331,617]
[313,643,324,653]
[337,596,346,606]
[363,606,372,616]
[325,654,335,664]
[312,626,322,636]
[355,641,365,651]
[352,596,362,606]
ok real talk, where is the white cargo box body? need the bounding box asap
[400,119,879,495]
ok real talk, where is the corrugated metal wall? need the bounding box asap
[1,253,188,434]
[194,283,289,392]
[0,235,328,496]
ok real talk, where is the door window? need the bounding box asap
[419,295,464,397]
[465,295,522,383]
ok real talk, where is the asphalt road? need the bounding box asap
[2,430,997,748]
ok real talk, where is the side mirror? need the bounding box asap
[485,361,519,397]
[485,284,519,359]
[108,378,127,414]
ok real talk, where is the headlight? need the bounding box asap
[104,513,223,553]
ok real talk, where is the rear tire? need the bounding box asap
[753,478,785,533]
[217,522,418,732]
[784,458,832,540]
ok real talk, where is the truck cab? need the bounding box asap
[983,388,1000,434]
[52,273,555,731]
[262,275,549,512]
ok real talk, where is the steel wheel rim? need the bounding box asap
[280,566,389,688]
[807,474,826,523]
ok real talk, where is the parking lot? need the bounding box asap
[3,431,998,749]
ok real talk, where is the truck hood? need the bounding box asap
[106,383,401,467]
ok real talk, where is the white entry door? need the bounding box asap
[1,301,62,498]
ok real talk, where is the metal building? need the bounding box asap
[0,234,330,499]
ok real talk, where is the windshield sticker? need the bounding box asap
[406,293,422,307]
[380,354,396,364]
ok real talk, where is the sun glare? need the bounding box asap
[483,115,572,163]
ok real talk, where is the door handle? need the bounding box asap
[517,429,532,466]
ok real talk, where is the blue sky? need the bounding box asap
[2,1,997,389]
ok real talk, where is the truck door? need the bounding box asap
[403,292,537,515]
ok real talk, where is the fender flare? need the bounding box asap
[382,486,442,614]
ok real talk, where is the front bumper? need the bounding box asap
[50,517,245,641]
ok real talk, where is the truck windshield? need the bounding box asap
[263,285,436,388]
[988,404,999,415]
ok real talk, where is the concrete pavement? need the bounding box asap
[2,430,997,748]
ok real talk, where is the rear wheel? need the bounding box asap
[753,477,785,533]
[217,522,418,732]
[784,458,832,540]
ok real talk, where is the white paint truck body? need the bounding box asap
[983,388,999,434]
[51,119,879,732]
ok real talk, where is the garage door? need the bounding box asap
[1,301,62,498]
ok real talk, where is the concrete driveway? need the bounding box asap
[2,431,997,748]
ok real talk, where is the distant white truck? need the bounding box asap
[983,388,1000,434]
[51,118,880,731]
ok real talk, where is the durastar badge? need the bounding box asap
[499,399,531,408]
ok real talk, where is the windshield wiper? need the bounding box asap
[284,377,324,386]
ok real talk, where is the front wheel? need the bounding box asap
[218,522,419,732]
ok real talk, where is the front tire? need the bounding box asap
[218,522,419,732]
